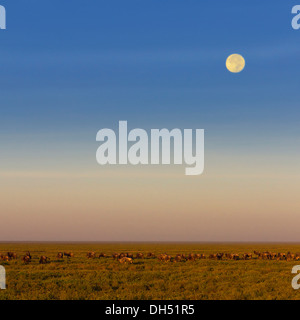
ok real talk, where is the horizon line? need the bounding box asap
[1,241,300,244]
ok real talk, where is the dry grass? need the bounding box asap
[1,243,300,300]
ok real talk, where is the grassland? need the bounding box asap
[1,243,300,300]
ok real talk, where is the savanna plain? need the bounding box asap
[0,243,300,300]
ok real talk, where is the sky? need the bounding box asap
[0,0,299,241]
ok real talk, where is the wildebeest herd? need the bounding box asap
[1,250,300,265]
[0,251,75,264]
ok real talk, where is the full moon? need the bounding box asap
[226,54,245,73]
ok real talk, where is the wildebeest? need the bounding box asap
[7,252,17,260]
[39,256,50,264]
[112,253,119,260]
[262,252,270,260]
[187,253,196,261]
[136,253,144,259]
[0,255,9,262]
[243,253,252,260]
[175,254,186,261]
[254,251,269,260]
[175,253,186,260]
[22,255,31,264]
[216,253,224,260]
[157,254,171,262]
[64,252,74,258]
[99,252,107,258]
[269,252,277,260]
[119,257,133,264]
[57,252,64,259]
[254,251,270,259]
[277,252,286,260]
[87,251,96,259]
[147,252,156,258]
[286,252,295,261]
[174,254,185,262]
[225,253,239,260]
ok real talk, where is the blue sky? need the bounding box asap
[1,0,299,131]
[1,1,299,165]
[0,1,300,241]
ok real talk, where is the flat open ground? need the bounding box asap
[1,243,300,300]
